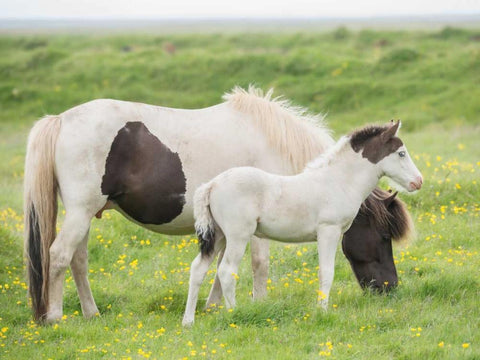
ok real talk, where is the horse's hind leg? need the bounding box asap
[70,231,99,318]
[47,210,92,322]
[206,235,269,306]
[205,248,224,308]
[251,236,269,300]
[183,234,225,327]
[217,232,252,309]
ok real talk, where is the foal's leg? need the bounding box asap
[183,235,225,327]
[206,235,269,306]
[205,248,224,308]
[47,210,92,322]
[70,231,99,318]
[316,224,342,310]
[217,233,251,309]
[251,236,269,300]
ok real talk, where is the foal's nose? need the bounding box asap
[410,176,423,190]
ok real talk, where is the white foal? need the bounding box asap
[183,120,422,326]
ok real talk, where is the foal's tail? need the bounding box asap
[194,182,216,257]
[24,115,61,321]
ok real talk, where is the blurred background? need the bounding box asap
[1,0,480,136]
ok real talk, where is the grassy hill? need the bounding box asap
[0,27,479,359]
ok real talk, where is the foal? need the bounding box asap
[183,121,422,326]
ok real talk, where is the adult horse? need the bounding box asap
[24,86,411,322]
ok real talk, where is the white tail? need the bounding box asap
[24,115,61,321]
[193,182,216,256]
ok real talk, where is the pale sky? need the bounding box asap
[1,0,480,19]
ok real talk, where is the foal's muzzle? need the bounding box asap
[409,176,423,191]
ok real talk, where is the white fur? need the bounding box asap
[183,126,422,326]
[193,182,215,237]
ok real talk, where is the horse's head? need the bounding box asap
[342,189,413,292]
[351,120,423,192]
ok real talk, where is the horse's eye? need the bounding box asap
[398,151,406,158]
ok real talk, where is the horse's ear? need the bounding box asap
[380,120,400,142]
[383,191,398,208]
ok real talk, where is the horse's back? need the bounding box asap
[53,99,288,232]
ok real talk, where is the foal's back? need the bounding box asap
[207,166,320,242]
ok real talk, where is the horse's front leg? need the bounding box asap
[316,224,342,310]
[250,236,269,300]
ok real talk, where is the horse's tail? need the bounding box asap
[194,182,216,257]
[24,115,61,321]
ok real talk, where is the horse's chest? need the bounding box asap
[100,121,187,225]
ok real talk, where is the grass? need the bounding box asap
[0,27,479,359]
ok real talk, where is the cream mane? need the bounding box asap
[223,86,334,173]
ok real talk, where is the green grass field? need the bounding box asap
[1,27,479,359]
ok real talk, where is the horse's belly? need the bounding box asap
[112,204,195,235]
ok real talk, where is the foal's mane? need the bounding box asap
[350,125,389,152]
[360,188,414,242]
[223,86,334,173]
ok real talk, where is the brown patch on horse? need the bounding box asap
[350,122,403,163]
[101,121,186,225]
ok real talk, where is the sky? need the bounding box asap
[1,0,480,19]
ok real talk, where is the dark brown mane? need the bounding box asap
[359,188,413,242]
[349,125,389,152]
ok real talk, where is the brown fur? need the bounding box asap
[101,121,187,225]
[350,125,388,152]
[350,123,403,164]
[359,188,413,242]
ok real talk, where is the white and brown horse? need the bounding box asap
[183,121,422,326]
[24,87,412,322]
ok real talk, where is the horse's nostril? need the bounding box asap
[410,177,422,190]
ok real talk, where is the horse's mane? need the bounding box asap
[360,188,414,242]
[223,86,334,173]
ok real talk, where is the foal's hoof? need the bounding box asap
[317,299,329,311]
[182,317,194,328]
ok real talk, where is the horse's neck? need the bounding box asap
[310,148,381,207]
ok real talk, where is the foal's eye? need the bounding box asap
[398,151,406,158]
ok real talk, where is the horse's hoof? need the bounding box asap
[84,311,101,319]
[45,313,62,324]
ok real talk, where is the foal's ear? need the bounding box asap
[380,120,400,142]
[383,191,398,208]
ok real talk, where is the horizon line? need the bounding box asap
[2,12,480,21]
